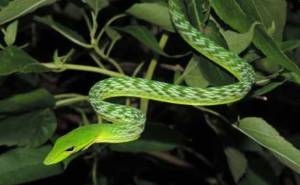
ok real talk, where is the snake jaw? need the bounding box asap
[43,140,92,165]
[43,125,103,165]
[43,147,75,165]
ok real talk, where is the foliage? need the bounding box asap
[0,0,300,184]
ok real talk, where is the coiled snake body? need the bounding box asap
[44,0,255,165]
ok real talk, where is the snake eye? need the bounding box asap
[65,146,75,152]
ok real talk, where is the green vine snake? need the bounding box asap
[44,0,255,165]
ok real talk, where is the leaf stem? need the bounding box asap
[92,155,98,185]
[90,12,99,45]
[93,45,125,74]
[96,14,127,43]
[140,33,169,114]
[55,96,89,108]
[42,63,125,77]
[54,93,86,99]
[89,53,106,68]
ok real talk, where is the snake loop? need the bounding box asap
[44,0,255,165]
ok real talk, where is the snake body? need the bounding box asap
[44,0,255,165]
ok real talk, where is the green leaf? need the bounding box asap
[110,123,182,152]
[235,117,300,174]
[210,0,300,77]
[0,89,54,114]
[179,55,234,87]
[255,58,281,74]
[283,72,300,85]
[203,20,228,48]
[0,109,57,147]
[135,178,156,185]
[236,0,287,41]
[280,40,300,52]
[116,25,168,56]
[16,73,40,86]
[126,3,174,32]
[0,0,56,25]
[3,20,18,45]
[0,0,10,8]
[105,26,121,41]
[252,81,285,97]
[0,146,63,185]
[34,16,91,48]
[224,147,248,183]
[141,0,167,2]
[239,169,271,185]
[185,0,210,29]
[179,56,209,88]
[85,0,108,13]
[0,46,49,76]
[222,22,258,54]
[52,49,75,65]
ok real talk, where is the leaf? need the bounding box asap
[203,20,228,48]
[34,16,91,48]
[126,3,174,32]
[110,123,183,152]
[179,56,209,88]
[0,146,63,185]
[222,22,258,54]
[179,55,234,87]
[210,0,300,77]
[280,40,300,51]
[52,49,75,65]
[141,0,167,2]
[224,147,248,183]
[0,89,54,114]
[105,26,121,41]
[135,178,156,185]
[255,58,281,74]
[0,0,10,8]
[236,0,287,41]
[185,0,210,29]
[252,81,285,97]
[85,0,108,13]
[235,117,300,174]
[239,169,271,185]
[0,0,56,25]
[3,20,18,46]
[0,109,57,147]
[0,46,49,76]
[242,151,282,182]
[116,25,168,56]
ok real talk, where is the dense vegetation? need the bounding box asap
[0,0,300,184]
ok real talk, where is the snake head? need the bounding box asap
[44,124,103,165]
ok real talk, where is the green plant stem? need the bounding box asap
[96,14,126,43]
[93,46,125,74]
[90,12,99,45]
[82,10,92,32]
[181,146,214,169]
[42,63,125,77]
[194,106,230,124]
[54,93,85,99]
[106,39,118,57]
[91,14,127,74]
[132,62,145,77]
[146,151,193,168]
[92,155,98,185]
[140,33,169,114]
[90,53,106,68]
[55,96,89,108]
